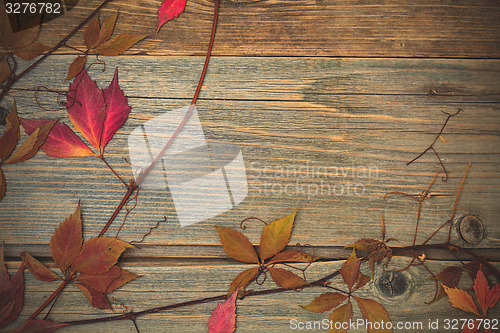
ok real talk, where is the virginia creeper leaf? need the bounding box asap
[354,296,392,333]
[208,290,237,333]
[487,284,500,310]
[50,202,83,273]
[21,118,95,158]
[10,320,68,333]
[0,58,10,83]
[0,101,19,161]
[71,237,133,275]
[94,34,147,56]
[474,267,489,316]
[347,238,380,253]
[0,260,24,329]
[268,267,306,289]
[74,283,112,309]
[101,68,131,149]
[14,42,48,60]
[0,168,5,200]
[21,252,59,282]
[442,284,480,316]
[340,249,360,290]
[329,301,353,333]
[96,12,118,47]
[268,251,316,265]
[260,209,296,261]
[66,69,106,151]
[0,244,9,290]
[354,272,371,291]
[157,0,187,31]
[215,226,259,263]
[228,267,259,296]
[84,16,100,50]
[4,120,56,164]
[66,55,87,81]
[77,265,138,293]
[10,25,39,49]
[300,292,347,313]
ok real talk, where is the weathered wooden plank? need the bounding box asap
[1,57,499,249]
[5,258,500,332]
[29,0,500,58]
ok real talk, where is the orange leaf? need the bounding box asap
[208,291,237,333]
[0,58,10,83]
[95,12,118,47]
[21,252,59,282]
[354,272,371,291]
[300,292,347,313]
[50,202,83,273]
[74,283,112,309]
[486,284,500,310]
[0,101,19,162]
[473,267,488,316]
[429,266,463,304]
[268,267,306,289]
[260,209,296,261]
[0,168,5,201]
[4,120,56,164]
[329,301,353,333]
[14,42,48,60]
[71,237,133,274]
[94,34,147,56]
[354,296,392,333]
[228,267,259,296]
[340,249,360,290]
[268,250,316,265]
[84,16,100,50]
[77,265,138,293]
[66,55,87,81]
[214,226,258,263]
[442,284,480,316]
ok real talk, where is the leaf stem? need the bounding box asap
[100,155,128,186]
[28,278,69,321]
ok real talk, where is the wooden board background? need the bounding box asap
[1,0,499,331]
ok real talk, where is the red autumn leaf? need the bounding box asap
[21,252,60,282]
[354,296,392,333]
[442,284,480,316]
[0,101,19,162]
[340,249,360,290]
[215,226,259,263]
[74,283,112,309]
[473,267,488,316]
[14,42,48,60]
[0,168,5,200]
[0,58,10,83]
[430,266,463,304]
[300,292,347,313]
[268,267,306,289]
[9,319,68,333]
[66,69,106,152]
[157,0,187,31]
[208,290,237,333]
[20,118,95,158]
[84,16,100,50]
[50,202,83,273]
[66,55,87,81]
[268,250,316,265]
[329,301,353,333]
[70,237,133,275]
[101,68,131,149]
[0,245,24,329]
[260,209,296,261]
[94,34,147,56]
[77,265,138,293]
[4,120,56,164]
[95,12,118,47]
[228,267,259,296]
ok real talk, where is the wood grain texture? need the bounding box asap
[6,258,500,332]
[31,0,500,58]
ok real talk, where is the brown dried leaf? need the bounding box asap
[354,272,371,291]
[340,249,360,290]
[4,120,56,164]
[228,267,259,296]
[14,42,48,60]
[329,301,353,333]
[214,225,259,263]
[74,283,112,309]
[0,101,19,162]
[66,55,87,81]
[260,209,296,261]
[268,250,316,265]
[346,238,380,253]
[71,237,133,275]
[21,252,59,282]
[96,12,118,47]
[0,258,24,329]
[442,284,480,316]
[0,58,10,83]
[84,16,100,50]
[268,267,306,289]
[77,265,138,293]
[10,25,40,49]
[50,202,83,273]
[354,296,392,333]
[300,292,347,313]
[429,266,463,304]
[0,168,5,201]
[94,34,147,56]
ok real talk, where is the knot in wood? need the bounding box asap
[458,215,484,245]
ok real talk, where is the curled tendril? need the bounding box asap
[240,217,268,230]
[115,187,141,238]
[131,215,168,245]
[34,86,68,111]
[86,55,106,73]
[255,267,268,285]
